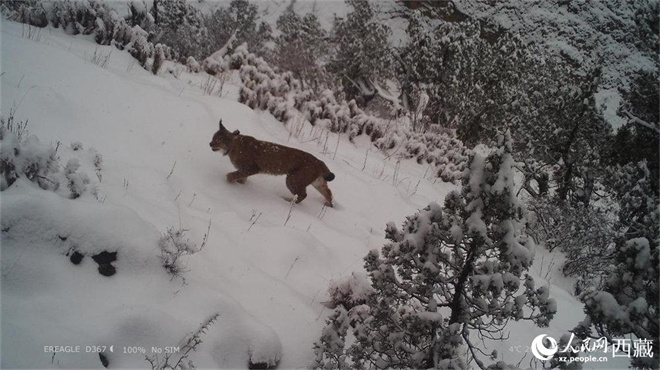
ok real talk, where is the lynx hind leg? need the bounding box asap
[312,177,333,207]
[285,174,307,204]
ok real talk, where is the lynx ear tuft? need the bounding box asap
[232,130,240,135]
[219,119,224,130]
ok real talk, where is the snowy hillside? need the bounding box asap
[0,18,446,369]
[0,16,638,370]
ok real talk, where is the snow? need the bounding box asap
[416,311,443,323]
[592,292,626,322]
[0,19,450,368]
[203,31,236,75]
[491,151,515,198]
[0,17,632,369]
[327,271,375,307]
[625,237,651,270]
[595,88,628,130]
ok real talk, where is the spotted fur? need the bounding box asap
[210,120,334,206]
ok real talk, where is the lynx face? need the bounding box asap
[209,120,238,155]
[209,130,231,155]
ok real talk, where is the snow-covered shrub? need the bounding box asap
[1,0,178,73]
[64,158,90,199]
[234,50,301,126]
[186,56,201,73]
[202,31,237,76]
[0,115,58,192]
[229,40,469,184]
[0,116,99,199]
[145,313,220,370]
[1,0,48,28]
[374,130,401,150]
[326,272,375,310]
[91,148,103,181]
[314,132,556,369]
[158,227,205,280]
[43,0,118,44]
[152,43,166,74]
[126,25,153,67]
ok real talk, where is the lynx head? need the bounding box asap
[210,120,240,155]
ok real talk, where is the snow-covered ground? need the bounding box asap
[0,19,628,369]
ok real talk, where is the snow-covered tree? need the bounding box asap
[328,0,393,105]
[576,160,659,369]
[395,10,441,120]
[204,0,271,58]
[126,1,155,32]
[394,12,611,205]
[609,69,660,191]
[536,68,611,205]
[315,132,556,369]
[448,0,658,96]
[273,7,328,89]
[151,0,209,60]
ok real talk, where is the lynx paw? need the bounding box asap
[226,172,246,184]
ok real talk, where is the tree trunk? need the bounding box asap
[153,0,159,25]
[557,120,581,202]
[449,246,478,324]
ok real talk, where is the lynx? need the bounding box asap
[210,120,335,207]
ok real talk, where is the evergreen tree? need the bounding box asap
[394,14,612,206]
[395,10,441,121]
[328,0,393,105]
[151,0,209,61]
[127,1,154,31]
[609,70,660,192]
[204,0,271,56]
[577,160,659,369]
[273,8,328,89]
[315,132,556,369]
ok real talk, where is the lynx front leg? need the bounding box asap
[226,171,243,183]
[226,168,258,184]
